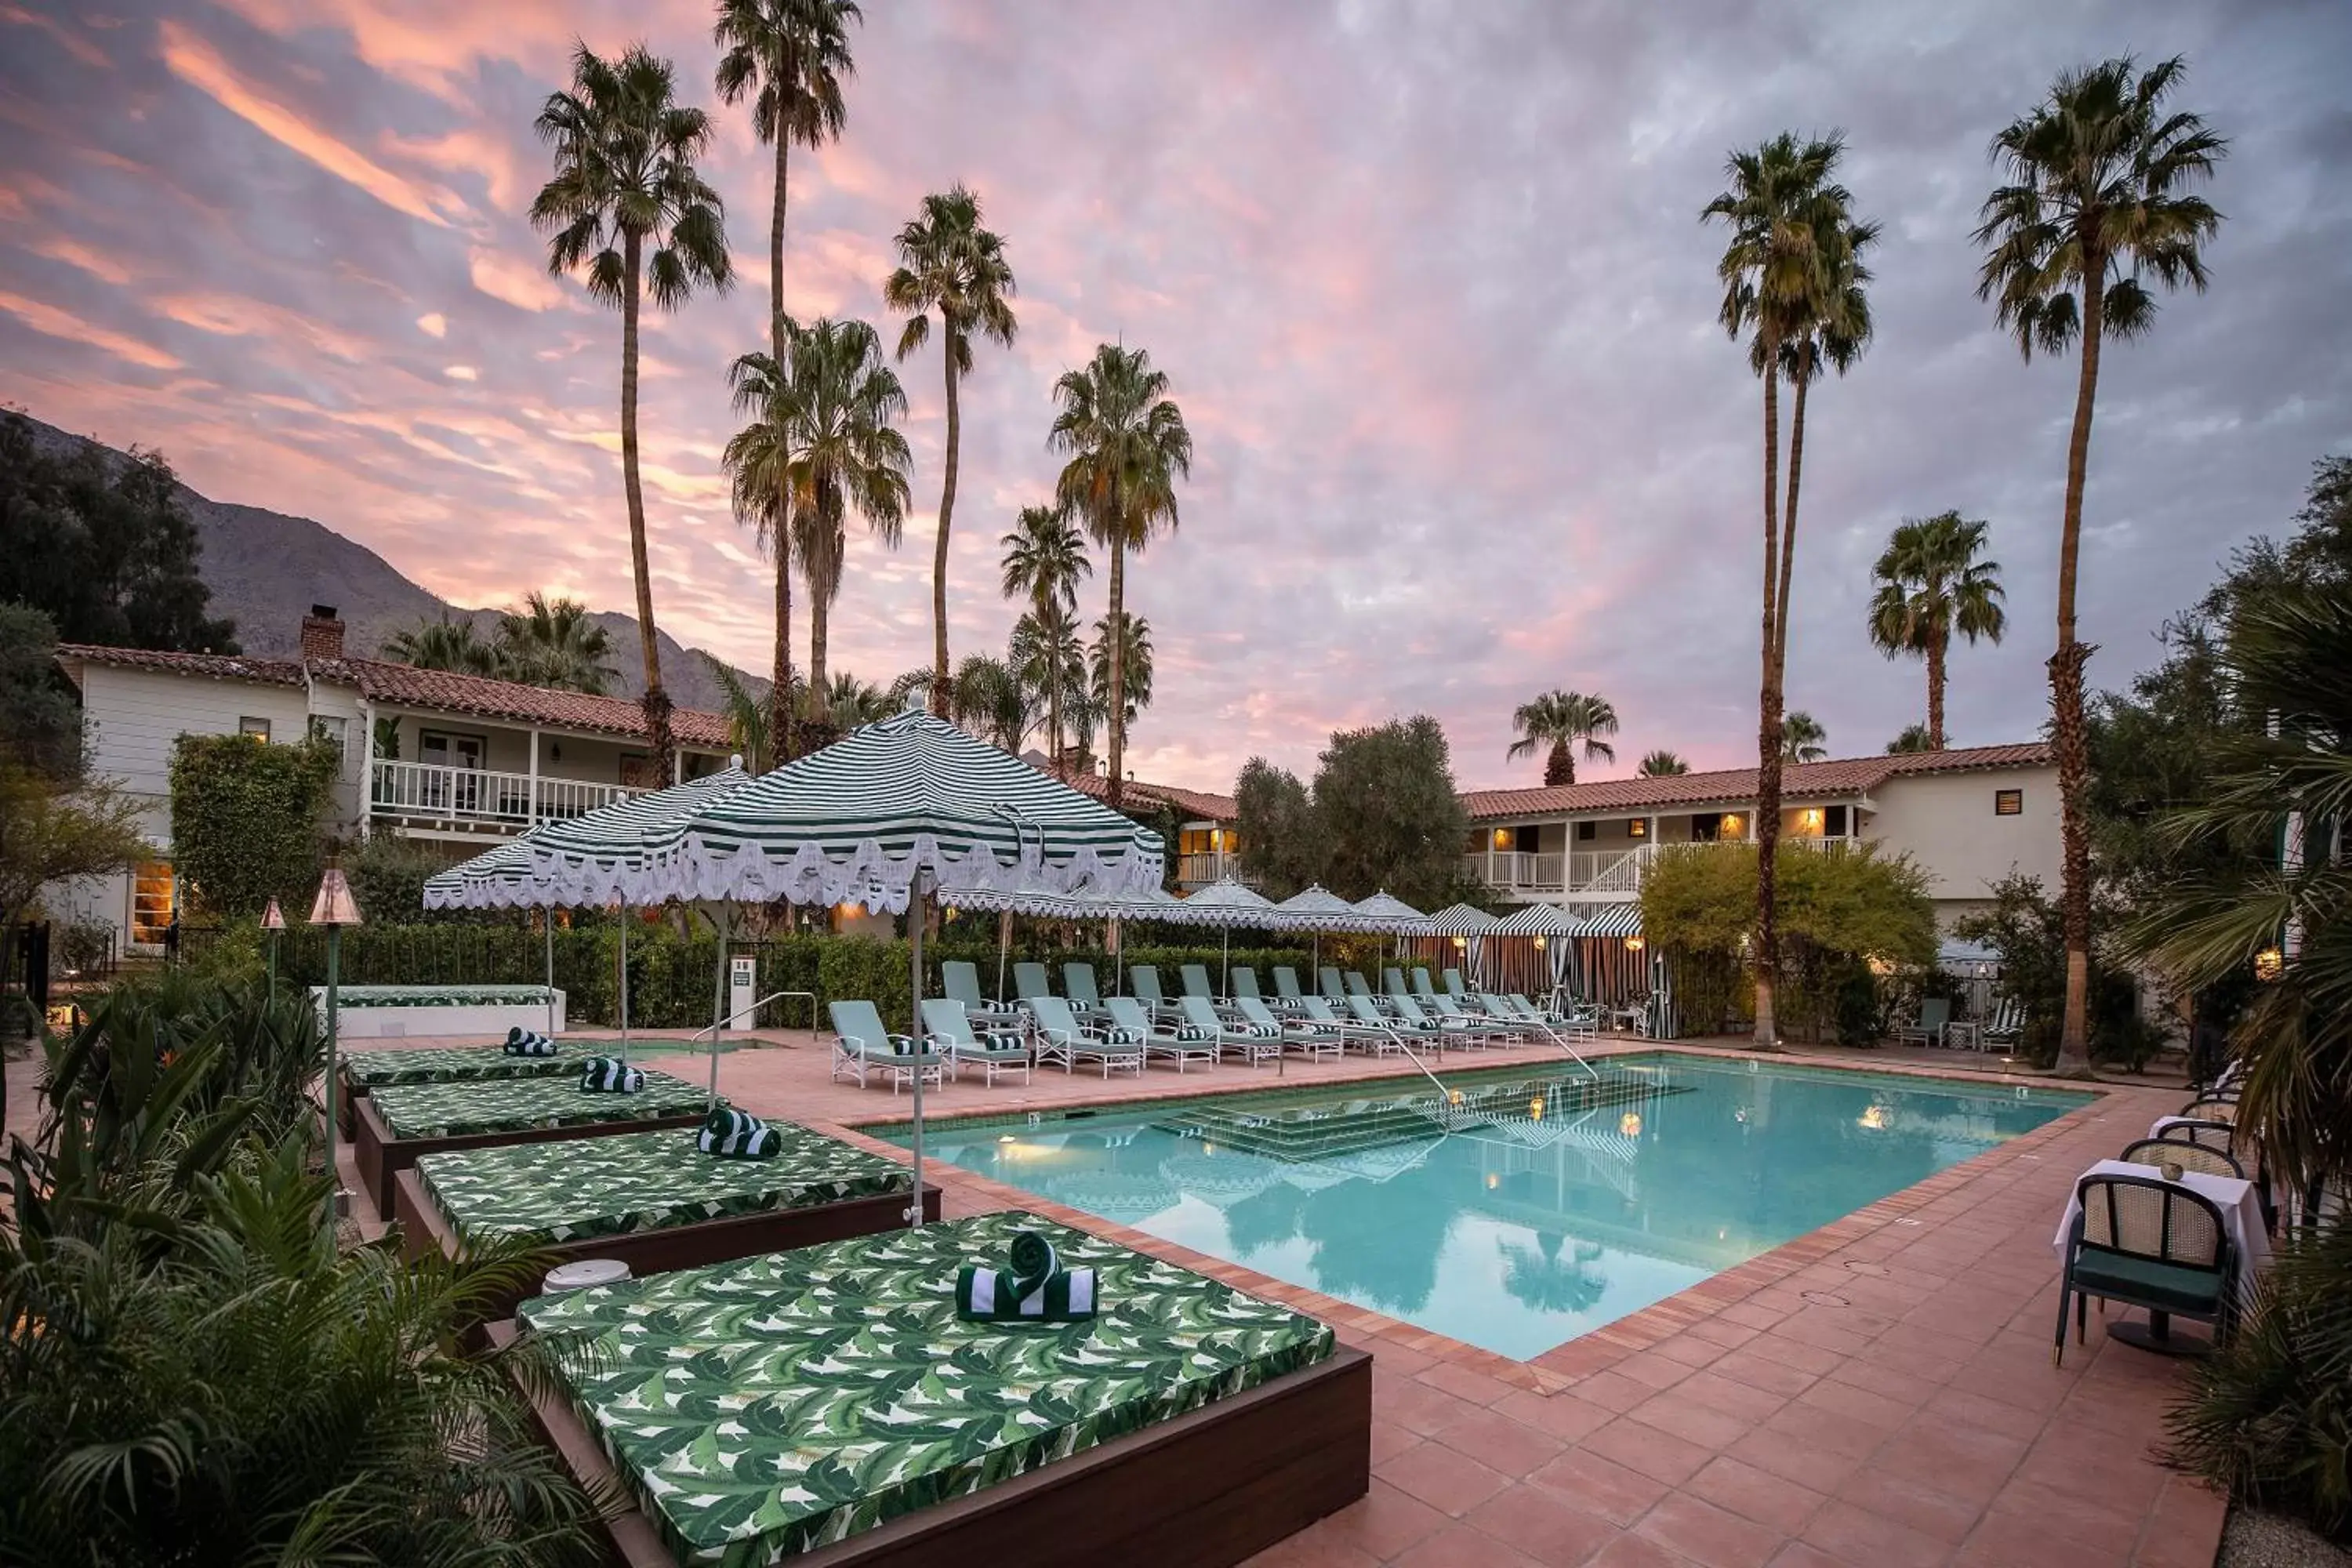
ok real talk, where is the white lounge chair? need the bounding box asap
[1233,995,1343,1063]
[1178,995,1282,1068]
[940,960,1022,1028]
[919,998,1033,1087]
[1028,995,1146,1078]
[1103,996,1215,1073]
[828,1000,946,1094]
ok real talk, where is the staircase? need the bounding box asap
[1157,1068,1681,1163]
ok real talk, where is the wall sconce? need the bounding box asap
[550,742,563,762]
[1798,808,1823,833]
[1491,828,1511,850]
[2255,946,2284,982]
[1451,935,1468,950]
[1532,935,1548,951]
[1625,935,1646,953]
[1721,814,1744,838]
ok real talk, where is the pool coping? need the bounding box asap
[804,1038,2121,1397]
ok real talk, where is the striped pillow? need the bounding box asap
[579,1057,644,1093]
[505,1027,558,1057]
[696,1106,779,1159]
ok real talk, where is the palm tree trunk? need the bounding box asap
[1774,358,1809,679]
[1047,656,1063,775]
[1752,337,1784,1051]
[770,139,789,361]
[933,339,960,717]
[768,533,793,768]
[1106,532,1127,808]
[2049,263,2105,1078]
[1545,740,1573,788]
[808,539,833,727]
[619,230,673,778]
[1926,628,1947,751]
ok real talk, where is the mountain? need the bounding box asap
[10,412,757,712]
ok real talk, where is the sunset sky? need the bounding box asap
[2,0,2347,793]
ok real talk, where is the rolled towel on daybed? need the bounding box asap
[506,1026,559,1057]
[956,1228,1098,1323]
[579,1056,644,1093]
[696,1105,780,1159]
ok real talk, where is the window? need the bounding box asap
[1826,804,1849,837]
[238,716,271,741]
[1627,817,1648,839]
[1994,789,2024,816]
[1576,821,1596,842]
[130,861,175,946]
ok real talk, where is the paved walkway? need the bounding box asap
[50,1022,2222,1568]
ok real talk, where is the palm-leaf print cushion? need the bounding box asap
[368,1072,710,1139]
[341,1045,575,1089]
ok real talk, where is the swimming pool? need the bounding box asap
[887,1054,2088,1360]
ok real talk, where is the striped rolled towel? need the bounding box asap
[955,1229,1098,1323]
[1243,1020,1281,1040]
[579,1056,644,1093]
[696,1106,780,1159]
[505,1026,558,1057]
[1102,1025,1145,1047]
[1173,1023,1211,1043]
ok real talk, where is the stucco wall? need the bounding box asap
[1861,765,2060,907]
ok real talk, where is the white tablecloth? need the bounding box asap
[2053,1159,2269,1301]
[2150,1113,2228,1140]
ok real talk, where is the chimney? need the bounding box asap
[299,604,345,662]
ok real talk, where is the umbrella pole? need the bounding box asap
[545,913,556,1037]
[908,870,928,1229]
[708,905,729,1109]
[618,904,630,1065]
[1221,924,1229,996]
[997,910,1011,1004]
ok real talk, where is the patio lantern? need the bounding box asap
[261,897,285,1000]
[309,865,362,1226]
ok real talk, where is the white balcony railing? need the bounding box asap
[1176,851,1261,889]
[1463,836,1856,895]
[369,759,640,833]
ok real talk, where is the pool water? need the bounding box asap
[892,1055,2087,1359]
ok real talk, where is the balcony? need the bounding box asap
[1176,851,1261,890]
[1463,837,1855,898]
[370,759,641,839]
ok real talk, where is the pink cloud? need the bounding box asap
[0,289,180,369]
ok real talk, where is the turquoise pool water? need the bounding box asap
[888,1054,2088,1359]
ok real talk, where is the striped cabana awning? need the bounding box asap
[1581,904,1644,938]
[1352,890,1435,935]
[1269,884,1370,932]
[1494,902,1583,937]
[1427,902,1504,936]
[635,710,1164,913]
[508,763,757,906]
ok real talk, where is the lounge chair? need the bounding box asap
[1102,996,1216,1073]
[1270,967,1311,1012]
[1063,961,1109,1021]
[1012,962,1056,1008]
[1410,967,1439,999]
[1317,966,1346,1001]
[1231,967,1267,1007]
[828,1000,946,1094]
[2121,1138,2245,1181]
[1178,995,1283,1068]
[919,999,1033,1087]
[1424,991,1525,1043]
[1344,971,1376,1001]
[1345,993,1444,1050]
[1180,964,1219,1005]
[1501,993,1594,1040]
[1443,967,1470,998]
[1129,964,1175,1018]
[1980,994,2025,1053]
[1028,995,1146,1078]
[2054,1172,2235,1366]
[1300,996,1401,1055]
[940,960,1022,1028]
[1894,996,1951,1048]
[1382,967,1410,999]
[1388,993,1494,1048]
[1234,995,1343,1063]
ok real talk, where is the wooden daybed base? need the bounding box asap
[353,1094,706,1218]
[486,1320,1370,1568]
[394,1168,943,1322]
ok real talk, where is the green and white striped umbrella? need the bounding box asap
[642,709,1163,912]
[1352,889,1434,935]
[516,762,756,904]
[422,835,545,911]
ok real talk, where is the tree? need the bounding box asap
[1308,717,1471,909]
[0,415,238,655]
[383,613,497,677]
[1234,757,1323,898]
[1089,611,1152,737]
[1636,750,1689,777]
[1007,606,1083,764]
[1000,504,1090,767]
[1867,511,2005,749]
[1505,690,1618,786]
[722,347,804,757]
[532,43,731,781]
[1048,344,1192,808]
[1975,54,2225,1075]
[0,604,84,781]
[944,654,1032,752]
[1780,710,1828,763]
[700,650,772,772]
[1704,131,1877,1049]
[774,318,911,728]
[1886,723,1935,753]
[814,670,892,728]
[0,764,145,985]
[493,592,615,693]
[165,735,341,920]
[884,186,1018,706]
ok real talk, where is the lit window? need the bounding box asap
[1628,818,1648,839]
[1994,789,2024,816]
[238,717,271,741]
[130,862,175,945]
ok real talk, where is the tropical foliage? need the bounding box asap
[1703,130,1878,1047]
[494,593,619,693]
[532,42,732,779]
[383,612,498,677]
[885,185,1018,704]
[1952,873,2161,1070]
[1780,710,1828,763]
[1089,611,1152,735]
[1000,504,1091,767]
[1635,750,1689,777]
[1974,53,2225,1073]
[1506,690,1617,786]
[1235,717,1472,909]
[1867,511,2005,749]
[1886,723,1934,753]
[1049,344,1192,806]
[165,732,341,920]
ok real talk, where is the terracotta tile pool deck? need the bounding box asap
[321,1028,2227,1568]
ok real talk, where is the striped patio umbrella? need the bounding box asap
[639,708,1165,1226]
[422,835,543,911]
[1180,877,1281,991]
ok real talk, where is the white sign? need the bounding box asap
[729,955,757,1029]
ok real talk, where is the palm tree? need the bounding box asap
[815,670,892,728]
[1506,691,1618,786]
[884,186,1018,708]
[1008,604,1085,768]
[1048,344,1192,807]
[1637,750,1689,777]
[777,317,911,728]
[700,651,771,772]
[946,653,1033,752]
[1976,55,2226,1074]
[494,593,616,693]
[1867,512,2006,750]
[723,347,804,758]
[1886,723,1935,754]
[531,43,731,779]
[1703,132,1874,1050]
[384,614,497,677]
[1000,504,1091,768]
[1781,710,1828,763]
[1088,612,1152,739]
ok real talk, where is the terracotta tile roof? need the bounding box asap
[57,641,731,748]
[1048,767,1239,822]
[326,659,733,748]
[1460,742,2052,820]
[55,644,305,687]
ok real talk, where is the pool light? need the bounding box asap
[1619,1111,1642,1138]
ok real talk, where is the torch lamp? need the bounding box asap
[309,865,362,1225]
[261,897,285,1000]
